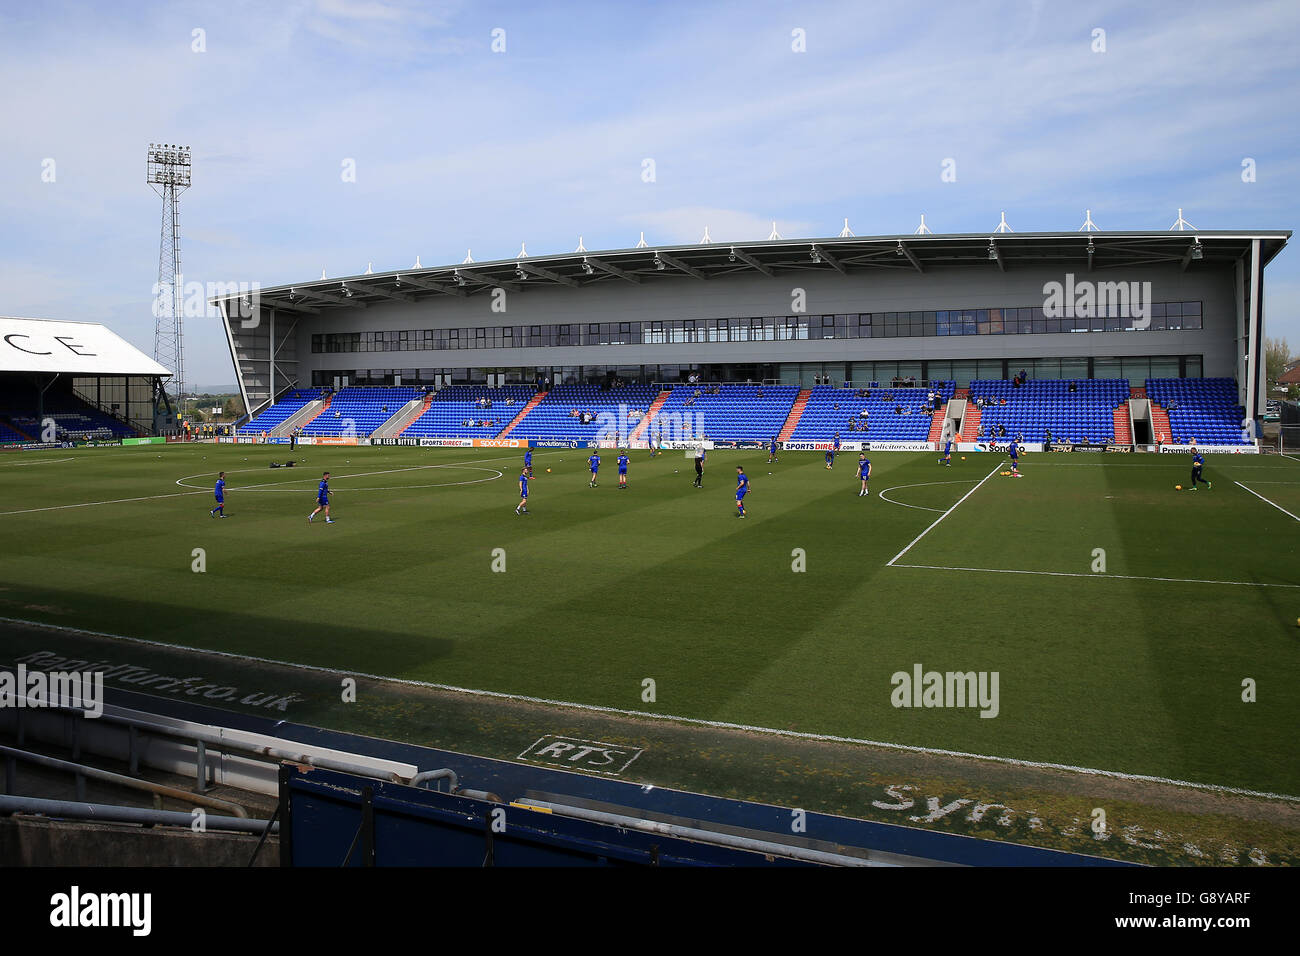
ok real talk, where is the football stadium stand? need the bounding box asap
[402,385,537,439]
[1146,377,1250,445]
[787,383,955,443]
[2,393,137,442]
[0,421,29,443]
[966,379,1129,444]
[239,388,325,434]
[508,384,659,441]
[655,384,799,442]
[233,377,1256,447]
[301,386,423,437]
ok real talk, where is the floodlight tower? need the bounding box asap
[147,143,191,407]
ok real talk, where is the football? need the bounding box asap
[546,468,552,473]
[1175,484,1183,490]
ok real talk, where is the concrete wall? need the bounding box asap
[0,817,277,866]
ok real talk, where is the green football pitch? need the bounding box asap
[1,442,1297,799]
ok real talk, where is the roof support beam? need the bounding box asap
[263,297,319,315]
[453,268,521,292]
[289,287,365,308]
[809,243,846,274]
[581,256,642,283]
[727,246,774,276]
[895,240,924,274]
[653,251,707,280]
[394,273,467,297]
[342,281,415,303]
[515,262,580,287]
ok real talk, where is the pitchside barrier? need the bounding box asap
[101,686,1116,868]
[209,435,1258,454]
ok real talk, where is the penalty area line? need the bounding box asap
[1233,480,1300,522]
[885,462,1003,567]
[1,613,1296,804]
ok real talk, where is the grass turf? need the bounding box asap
[0,442,1296,797]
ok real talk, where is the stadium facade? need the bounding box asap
[215,230,1287,425]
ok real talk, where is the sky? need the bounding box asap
[1,0,1297,388]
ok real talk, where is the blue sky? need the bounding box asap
[1,0,1297,387]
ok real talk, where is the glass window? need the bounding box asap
[1093,357,1121,379]
[1150,356,1180,378]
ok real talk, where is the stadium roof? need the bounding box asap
[210,230,1291,315]
[0,317,171,377]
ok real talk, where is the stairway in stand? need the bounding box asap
[960,405,982,440]
[496,390,547,438]
[295,393,332,432]
[777,388,812,442]
[1150,404,1172,445]
[628,391,672,443]
[396,392,434,437]
[927,408,947,442]
[1112,406,1133,443]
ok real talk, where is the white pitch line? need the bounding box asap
[173,449,552,490]
[1,613,1295,804]
[878,479,978,514]
[1234,481,1300,522]
[885,462,1003,567]
[0,490,207,516]
[891,563,1300,589]
[0,451,542,516]
[0,457,75,467]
